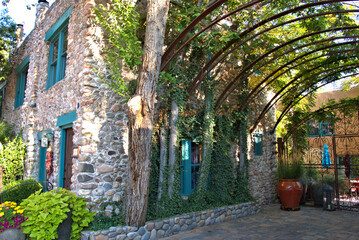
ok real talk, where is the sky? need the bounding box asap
[4,0,55,35]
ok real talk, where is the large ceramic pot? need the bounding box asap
[0,228,25,240]
[277,179,303,209]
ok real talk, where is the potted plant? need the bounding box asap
[277,160,304,210]
[20,188,95,240]
[0,201,27,240]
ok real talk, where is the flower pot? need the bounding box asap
[277,179,303,210]
[56,211,72,240]
[0,228,25,240]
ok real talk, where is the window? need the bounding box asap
[14,56,29,109]
[180,140,202,196]
[254,135,262,156]
[252,131,263,156]
[307,121,334,137]
[45,7,72,89]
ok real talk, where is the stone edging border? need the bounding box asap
[81,201,260,240]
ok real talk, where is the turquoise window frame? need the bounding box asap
[180,139,203,196]
[254,135,262,156]
[46,7,72,89]
[180,139,192,196]
[253,131,263,156]
[37,130,53,184]
[56,111,76,188]
[14,56,29,109]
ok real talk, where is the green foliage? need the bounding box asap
[277,161,304,179]
[319,173,347,193]
[304,167,319,181]
[0,135,26,185]
[1,179,43,205]
[20,188,95,240]
[85,200,124,231]
[0,9,16,82]
[0,121,15,144]
[94,0,143,98]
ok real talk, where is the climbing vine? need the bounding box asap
[94,0,143,98]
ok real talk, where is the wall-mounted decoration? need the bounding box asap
[41,137,48,148]
[72,146,79,158]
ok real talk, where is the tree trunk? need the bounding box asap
[196,78,214,197]
[126,0,170,227]
[168,100,178,198]
[158,121,168,201]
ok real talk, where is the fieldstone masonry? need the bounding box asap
[1,0,129,209]
[248,91,278,204]
[81,202,260,240]
[2,0,277,219]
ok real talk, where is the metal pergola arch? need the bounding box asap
[272,72,359,133]
[160,0,359,140]
[188,11,359,97]
[215,34,359,110]
[236,45,359,112]
[250,63,359,133]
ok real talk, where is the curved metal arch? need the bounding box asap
[237,45,359,112]
[187,11,359,95]
[272,71,359,133]
[282,101,358,143]
[215,33,359,110]
[161,0,264,69]
[272,68,359,129]
[249,63,359,133]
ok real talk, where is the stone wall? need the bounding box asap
[81,202,260,240]
[1,0,129,208]
[247,91,278,204]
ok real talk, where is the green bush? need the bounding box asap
[86,201,125,231]
[0,136,26,185]
[1,179,43,204]
[0,121,15,144]
[20,188,95,240]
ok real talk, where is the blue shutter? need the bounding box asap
[254,135,262,156]
[181,140,192,196]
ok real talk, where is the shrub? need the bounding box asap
[85,201,124,231]
[0,121,15,144]
[0,136,26,185]
[20,188,95,240]
[1,179,43,205]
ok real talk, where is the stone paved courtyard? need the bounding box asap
[161,204,358,240]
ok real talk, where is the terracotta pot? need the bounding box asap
[277,179,303,209]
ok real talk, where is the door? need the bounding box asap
[63,127,74,190]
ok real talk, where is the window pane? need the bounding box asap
[191,165,200,190]
[63,30,68,53]
[322,122,334,136]
[52,39,58,61]
[308,122,319,136]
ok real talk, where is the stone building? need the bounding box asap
[0,0,277,210]
[1,0,128,205]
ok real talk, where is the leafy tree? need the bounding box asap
[0,8,16,82]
